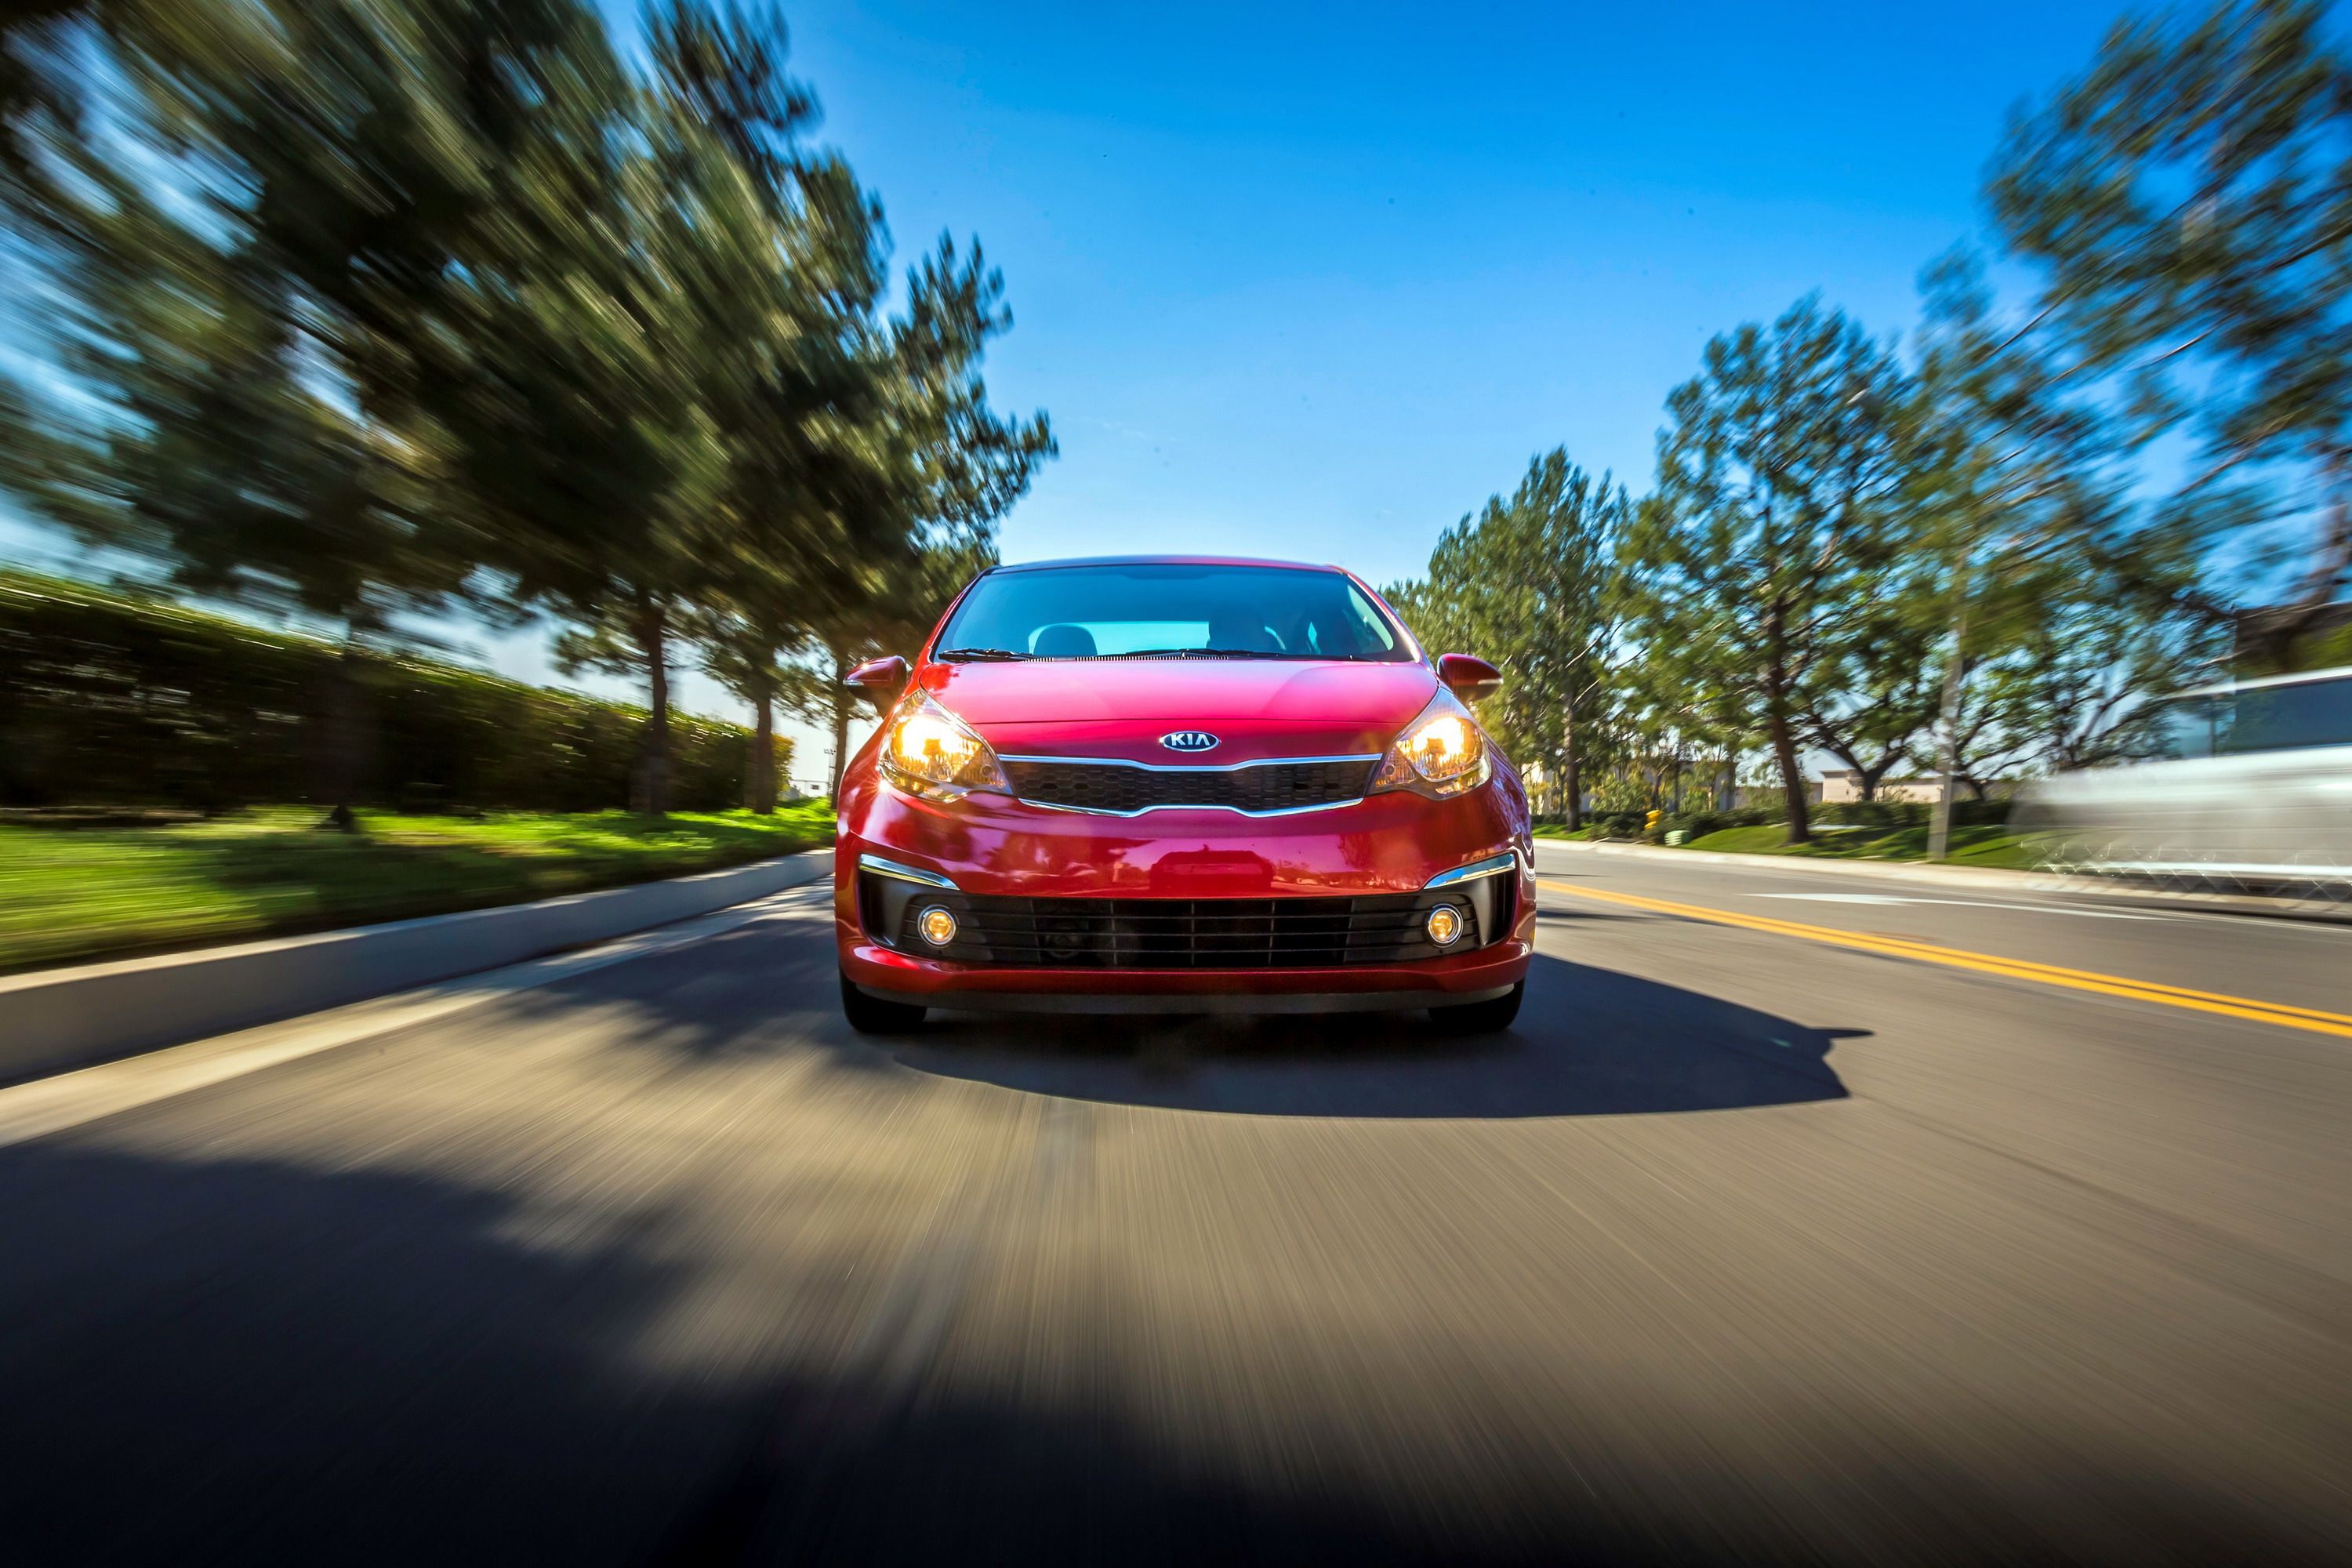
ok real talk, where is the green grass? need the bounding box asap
[1678,820,2039,868]
[0,803,833,974]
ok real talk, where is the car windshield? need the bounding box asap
[2151,673,2352,758]
[934,562,1414,662]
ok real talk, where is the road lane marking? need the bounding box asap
[1530,844,2352,937]
[1540,880,2352,1040]
[1751,893,2162,920]
[1749,893,1912,902]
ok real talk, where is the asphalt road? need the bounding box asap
[3,845,2350,1565]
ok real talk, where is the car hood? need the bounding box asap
[921,659,1439,764]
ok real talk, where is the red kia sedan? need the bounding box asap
[833,557,1537,1033]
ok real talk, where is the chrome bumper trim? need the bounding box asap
[1011,796,1369,819]
[857,853,960,890]
[1423,851,1518,890]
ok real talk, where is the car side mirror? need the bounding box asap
[844,655,910,711]
[1436,653,1502,703]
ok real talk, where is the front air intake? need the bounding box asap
[868,889,1483,969]
[1000,757,1375,815]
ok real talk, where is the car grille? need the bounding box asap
[886,891,1480,969]
[1000,757,1375,815]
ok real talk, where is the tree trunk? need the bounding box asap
[826,650,853,802]
[1763,594,1809,841]
[1855,751,1898,804]
[1560,696,1581,830]
[748,688,776,814]
[1767,703,1811,844]
[2244,451,2352,668]
[1718,752,1736,813]
[315,631,370,831]
[633,601,670,816]
[1928,593,1972,860]
[2216,375,2343,650]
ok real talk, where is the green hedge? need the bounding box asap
[1537,799,2015,844]
[1648,798,2013,844]
[0,572,783,811]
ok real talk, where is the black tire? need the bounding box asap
[840,971,926,1034]
[1429,980,1523,1035]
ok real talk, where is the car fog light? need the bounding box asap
[917,906,958,946]
[1425,904,1464,946]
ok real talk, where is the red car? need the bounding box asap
[833,556,1537,1033]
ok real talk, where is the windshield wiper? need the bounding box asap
[935,646,1032,662]
[1096,647,1272,659]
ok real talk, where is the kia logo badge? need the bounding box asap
[1160,731,1219,753]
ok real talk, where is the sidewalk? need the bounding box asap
[0,850,832,1084]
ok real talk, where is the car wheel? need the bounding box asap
[1429,980,1523,1035]
[840,971,926,1034]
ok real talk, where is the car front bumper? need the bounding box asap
[833,780,1536,1012]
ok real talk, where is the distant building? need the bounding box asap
[1730,780,1822,808]
[1817,769,2021,804]
[1818,769,1940,805]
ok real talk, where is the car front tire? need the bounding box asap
[1429,980,1523,1035]
[840,971,927,1034]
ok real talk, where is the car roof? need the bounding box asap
[983,555,1345,575]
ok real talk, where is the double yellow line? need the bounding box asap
[1538,880,2352,1040]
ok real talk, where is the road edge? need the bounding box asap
[0,849,834,1083]
[1534,838,2352,924]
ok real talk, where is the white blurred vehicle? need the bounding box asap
[2015,666,2352,891]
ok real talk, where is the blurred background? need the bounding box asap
[4,1,2350,969]
[4,6,2352,1563]
[2,0,2349,902]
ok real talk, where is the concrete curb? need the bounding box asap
[1532,838,2352,925]
[0,850,833,1083]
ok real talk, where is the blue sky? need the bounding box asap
[764,0,2126,582]
[5,0,2144,782]
[752,0,2127,770]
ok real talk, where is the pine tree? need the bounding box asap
[1988,0,2352,665]
[1619,297,1911,844]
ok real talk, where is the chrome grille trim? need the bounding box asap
[994,752,1382,772]
[996,753,1381,817]
[1018,797,1367,818]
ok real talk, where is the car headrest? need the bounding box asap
[1207,616,1280,652]
[1032,623,1098,658]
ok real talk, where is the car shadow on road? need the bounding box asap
[880,952,1860,1119]
[481,899,1856,1118]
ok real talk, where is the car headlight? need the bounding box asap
[1371,688,1491,799]
[880,693,1008,802]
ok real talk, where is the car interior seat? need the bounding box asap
[1206,610,1282,653]
[1031,623,1098,658]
